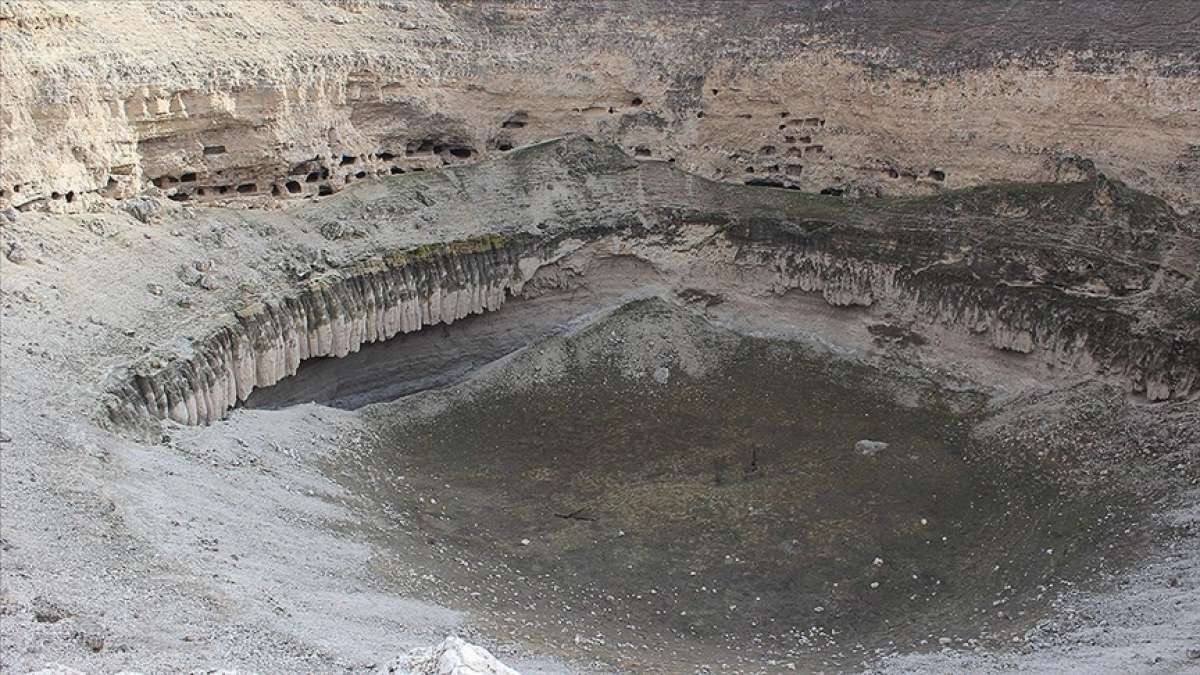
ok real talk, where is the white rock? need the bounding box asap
[855,439,889,456]
[386,636,519,675]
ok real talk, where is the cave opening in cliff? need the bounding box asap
[501,111,528,128]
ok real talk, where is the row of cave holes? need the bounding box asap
[728,114,829,179]
[154,103,643,202]
[153,140,473,201]
[158,167,430,203]
[884,167,946,182]
[495,97,648,150]
[0,184,78,204]
[569,96,649,116]
[693,104,828,127]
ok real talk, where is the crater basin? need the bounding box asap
[328,300,1149,671]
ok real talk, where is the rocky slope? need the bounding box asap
[96,139,1199,438]
[2,3,1199,674]
[2,0,1198,214]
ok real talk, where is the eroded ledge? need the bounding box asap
[100,235,556,434]
[100,221,1198,438]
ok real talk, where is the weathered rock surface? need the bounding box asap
[1,6,1197,674]
[105,237,548,429]
[385,636,519,675]
[2,1,1198,213]
[101,138,1199,434]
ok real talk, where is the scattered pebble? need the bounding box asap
[855,439,889,456]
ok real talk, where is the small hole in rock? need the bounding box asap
[502,112,528,129]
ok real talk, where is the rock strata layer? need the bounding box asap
[3,1,1198,213]
[100,140,1199,432]
[102,237,550,431]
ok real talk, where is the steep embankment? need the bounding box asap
[98,139,1200,436]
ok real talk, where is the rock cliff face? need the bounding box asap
[100,139,1199,432]
[3,0,1199,214]
[103,237,549,430]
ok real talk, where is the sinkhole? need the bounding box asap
[97,162,1196,671]
[297,299,1154,671]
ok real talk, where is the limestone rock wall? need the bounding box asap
[102,238,551,432]
[102,223,1197,433]
[3,1,1199,214]
[750,246,1197,401]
